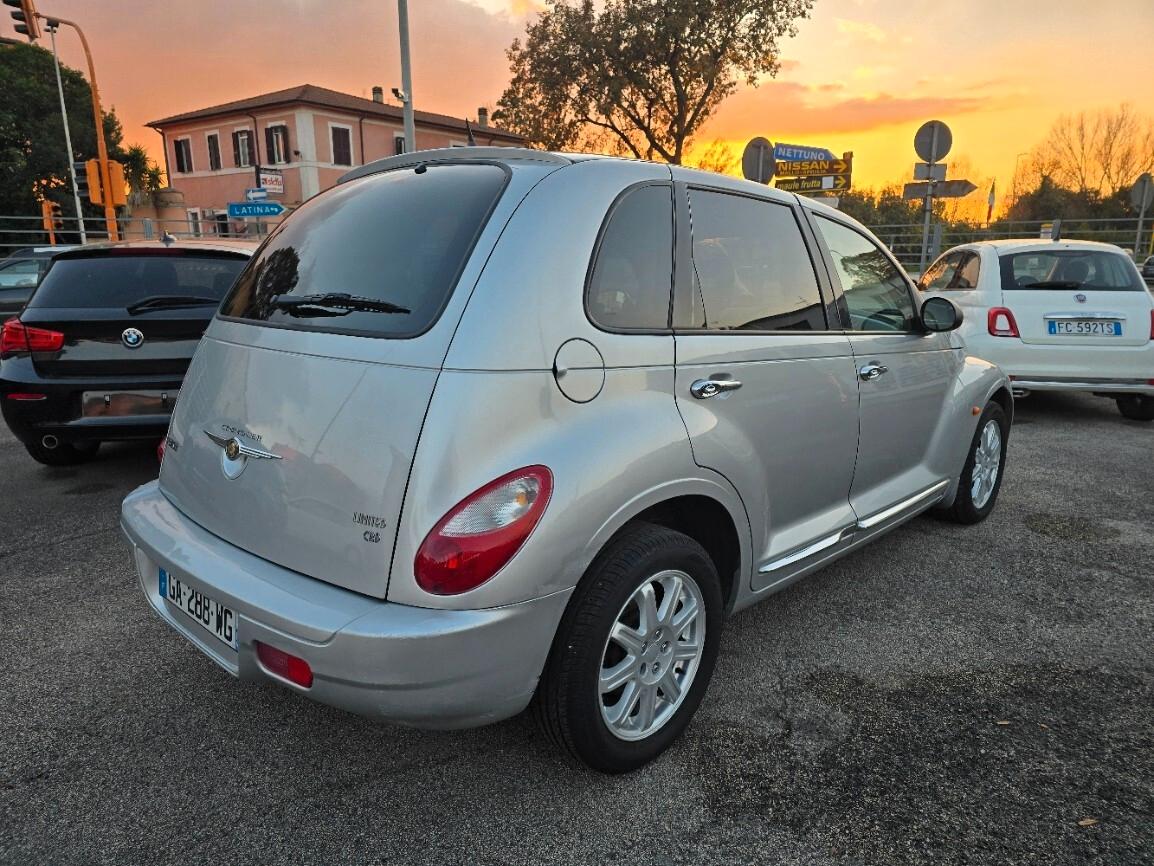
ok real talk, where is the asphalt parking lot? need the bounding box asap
[1,392,1151,866]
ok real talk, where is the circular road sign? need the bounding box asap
[1130,172,1154,210]
[914,120,952,163]
[742,137,774,184]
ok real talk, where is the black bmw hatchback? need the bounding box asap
[0,240,255,465]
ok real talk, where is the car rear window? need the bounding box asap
[28,250,248,308]
[1000,249,1144,292]
[220,163,509,338]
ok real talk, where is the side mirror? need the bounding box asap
[921,296,963,332]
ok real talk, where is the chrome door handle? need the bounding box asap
[858,363,888,381]
[690,378,742,399]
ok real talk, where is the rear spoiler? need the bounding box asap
[338,147,571,185]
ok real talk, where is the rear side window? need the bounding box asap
[28,251,248,309]
[814,215,917,332]
[221,163,508,338]
[919,251,979,291]
[1000,250,1144,292]
[586,185,673,330]
[687,189,826,331]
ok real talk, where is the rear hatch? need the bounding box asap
[999,247,1152,347]
[157,160,531,599]
[21,248,249,379]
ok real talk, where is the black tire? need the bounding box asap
[1116,395,1154,421]
[24,439,99,466]
[533,522,723,774]
[938,402,1008,524]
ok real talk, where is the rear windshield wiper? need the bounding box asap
[1017,280,1082,289]
[127,294,220,314]
[269,292,411,316]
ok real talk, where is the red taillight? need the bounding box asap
[414,465,553,596]
[255,641,313,688]
[157,436,166,464]
[0,319,63,355]
[988,307,1020,338]
[6,392,47,401]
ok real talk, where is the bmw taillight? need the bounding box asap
[1,319,64,355]
[988,307,1020,338]
[414,465,553,595]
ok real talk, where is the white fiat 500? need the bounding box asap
[918,240,1154,420]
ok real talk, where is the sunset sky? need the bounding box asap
[36,0,1154,209]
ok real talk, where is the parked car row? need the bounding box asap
[0,149,1147,774]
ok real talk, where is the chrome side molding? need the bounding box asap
[855,479,950,530]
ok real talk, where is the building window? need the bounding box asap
[232,130,253,168]
[331,126,352,166]
[206,133,221,171]
[173,138,193,174]
[265,124,290,165]
[394,135,406,155]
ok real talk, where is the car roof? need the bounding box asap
[54,239,258,258]
[957,239,1133,256]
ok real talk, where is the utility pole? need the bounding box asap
[397,0,415,154]
[47,20,85,242]
[36,12,118,240]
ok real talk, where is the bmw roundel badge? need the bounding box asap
[121,327,144,349]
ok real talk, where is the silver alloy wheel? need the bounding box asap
[598,569,707,742]
[971,418,1002,509]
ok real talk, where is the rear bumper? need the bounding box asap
[1009,376,1154,395]
[0,361,178,443]
[121,481,571,729]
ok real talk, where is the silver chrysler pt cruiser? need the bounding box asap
[122,148,1012,773]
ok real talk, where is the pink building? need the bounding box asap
[147,83,524,235]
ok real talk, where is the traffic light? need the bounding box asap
[40,200,62,241]
[106,160,127,207]
[84,158,102,205]
[3,0,40,41]
[73,160,89,199]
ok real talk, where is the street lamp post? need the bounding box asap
[35,12,117,240]
[397,0,415,154]
[47,21,85,242]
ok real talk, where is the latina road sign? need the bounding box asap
[228,201,285,219]
[774,142,836,162]
[776,175,850,193]
[774,158,851,178]
[245,188,268,202]
[742,137,775,184]
[903,179,977,200]
[914,120,952,163]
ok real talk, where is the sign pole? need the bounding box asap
[918,125,939,273]
[1135,175,1150,262]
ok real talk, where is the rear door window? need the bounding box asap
[813,215,917,332]
[1000,250,1145,291]
[586,184,673,330]
[221,163,508,338]
[686,189,826,331]
[28,251,248,308]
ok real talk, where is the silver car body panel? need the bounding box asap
[123,150,1011,727]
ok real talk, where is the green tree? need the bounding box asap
[0,41,125,230]
[494,0,814,164]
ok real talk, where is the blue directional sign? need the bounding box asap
[228,201,285,219]
[773,142,836,162]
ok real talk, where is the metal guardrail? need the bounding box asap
[0,213,267,254]
[3,213,1151,272]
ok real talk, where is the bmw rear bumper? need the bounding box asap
[121,481,570,729]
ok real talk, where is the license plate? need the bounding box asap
[159,568,237,649]
[1047,320,1122,336]
[83,389,173,417]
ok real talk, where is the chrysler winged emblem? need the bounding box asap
[204,429,282,462]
